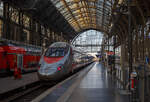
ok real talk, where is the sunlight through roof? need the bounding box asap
[72,30,103,53]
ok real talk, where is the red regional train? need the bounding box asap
[0,39,42,77]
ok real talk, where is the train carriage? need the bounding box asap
[0,39,42,76]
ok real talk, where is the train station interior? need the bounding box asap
[0,0,150,102]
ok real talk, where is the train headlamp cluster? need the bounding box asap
[57,65,64,71]
[57,66,61,71]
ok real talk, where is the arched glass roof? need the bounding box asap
[72,30,103,53]
[51,0,112,33]
[8,0,126,41]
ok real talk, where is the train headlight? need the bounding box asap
[57,66,61,71]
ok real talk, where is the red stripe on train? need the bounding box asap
[44,56,64,64]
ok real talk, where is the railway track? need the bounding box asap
[9,85,50,102]
[0,81,51,102]
[0,77,66,102]
[0,63,93,102]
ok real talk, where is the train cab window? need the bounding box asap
[45,47,67,57]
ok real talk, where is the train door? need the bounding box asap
[17,54,23,70]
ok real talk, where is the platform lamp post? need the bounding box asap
[128,0,133,102]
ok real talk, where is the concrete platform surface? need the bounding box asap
[0,72,38,94]
[66,63,129,102]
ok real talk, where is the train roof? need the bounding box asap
[48,42,89,56]
[49,42,70,48]
[0,38,41,48]
[0,38,42,53]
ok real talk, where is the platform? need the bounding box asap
[66,63,129,102]
[0,72,38,94]
[32,62,129,102]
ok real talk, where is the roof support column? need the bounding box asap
[60,32,63,42]
[37,23,42,46]
[113,35,116,76]
[107,35,109,52]
[140,24,145,102]
[3,2,10,39]
[52,31,55,42]
[121,42,127,89]
[18,10,24,42]
[49,30,53,44]
[29,18,36,45]
[128,0,133,92]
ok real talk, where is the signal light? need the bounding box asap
[57,66,61,71]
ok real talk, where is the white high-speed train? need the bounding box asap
[38,42,94,81]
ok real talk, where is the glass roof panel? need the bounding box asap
[72,30,104,53]
[51,0,112,33]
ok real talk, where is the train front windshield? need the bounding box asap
[45,47,66,57]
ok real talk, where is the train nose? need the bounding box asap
[38,68,58,81]
[38,67,57,76]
